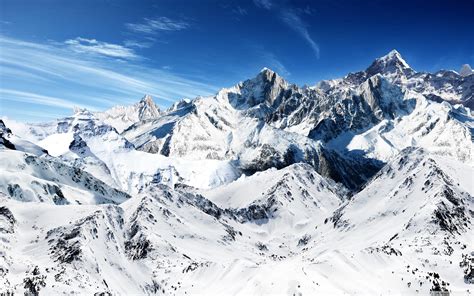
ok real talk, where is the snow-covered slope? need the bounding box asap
[1,149,472,294]
[0,121,130,205]
[310,147,473,294]
[0,120,48,156]
[0,149,130,205]
[327,95,473,162]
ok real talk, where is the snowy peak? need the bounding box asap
[459,64,473,77]
[254,67,287,90]
[366,49,413,77]
[95,95,161,133]
[380,50,410,68]
[230,67,290,108]
[135,94,161,120]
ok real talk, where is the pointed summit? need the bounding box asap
[380,49,410,67]
[140,94,154,104]
[374,49,411,69]
[136,94,161,119]
[459,64,473,77]
[95,95,161,133]
[257,67,281,82]
[366,49,413,78]
[241,67,289,107]
[259,67,276,75]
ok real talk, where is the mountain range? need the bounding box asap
[0,50,473,295]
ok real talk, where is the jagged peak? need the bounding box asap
[256,67,282,81]
[259,67,276,75]
[73,107,94,116]
[374,49,411,69]
[256,66,288,82]
[139,94,154,105]
[364,49,413,79]
[135,95,161,119]
[136,94,159,110]
[167,98,192,112]
[459,64,473,77]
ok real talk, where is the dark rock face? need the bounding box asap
[23,266,46,296]
[315,148,384,191]
[0,120,16,150]
[460,253,474,284]
[125,235,151,260]
[232,202,274,223]
[309,75,413,142]
[125,197,157,260]
[69,134,89,155]
[433,199,470,235]
[7,184,23,200]
[46,208,124,264]
[0,120,12,135]
[0,206,16,234]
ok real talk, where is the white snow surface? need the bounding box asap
[37,132,74,157]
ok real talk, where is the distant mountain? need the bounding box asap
[0,50,472,295]
[460,64,473,77]
[95,94,161,133]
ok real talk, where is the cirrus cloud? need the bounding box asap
[0,35,219,121]
[253,0,320,59]
[126,17,189,34]
[64,37,138,60]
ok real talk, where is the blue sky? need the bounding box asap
[1,0,473,121]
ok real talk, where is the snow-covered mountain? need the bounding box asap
[317,49,474,109]
[95,94,161,133]
[460,64,473,77]
[0,50,473,295]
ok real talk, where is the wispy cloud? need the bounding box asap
[253,0,273,10]
[126,17,189,34]
[280,10,320,59]
[232,6,248,16]
[0,89,97,110]
[253,1,320,59]
[0,35,219,121]
[123,39,153,49]
[260,51,290,77]
[64,37,138,60]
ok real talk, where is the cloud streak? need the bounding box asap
[259,50,290,77]
[280,10,320,59]
[64,37,138,60]
[0,89,97,110]
[232,6,248,16]
[126,17,189,34]
[0,35,219,121]
[253,0,273,10]
[253,1,320,59]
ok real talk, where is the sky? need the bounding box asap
[0,0,473,121]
